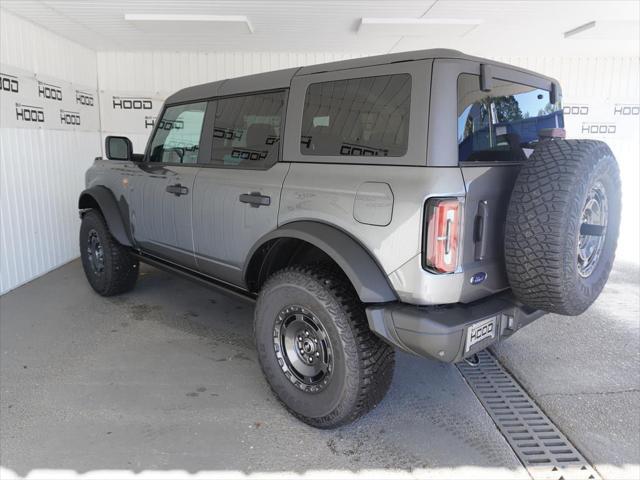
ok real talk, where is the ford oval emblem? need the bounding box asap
[470,272,487,285]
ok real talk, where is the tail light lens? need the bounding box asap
[424,198,461,273]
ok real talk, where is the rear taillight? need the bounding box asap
[424,198,461,273]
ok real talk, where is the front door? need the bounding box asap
[191,90,289,286]
[128,101,208,269]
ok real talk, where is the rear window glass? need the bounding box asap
[300,74,411,157]
[457,73,563,163]
[211,91,285,169]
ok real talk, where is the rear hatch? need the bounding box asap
[456,73,564,303]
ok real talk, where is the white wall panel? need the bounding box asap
[0,10,97,87]
[0,129,101,293]
[97,51,363,92]
[494,56,640,101]
[0,10,101,294]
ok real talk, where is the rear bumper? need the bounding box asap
[366,292,545,363]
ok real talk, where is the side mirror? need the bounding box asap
[105,136,133,161]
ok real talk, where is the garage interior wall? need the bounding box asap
[0,10,101,294]
[1,9,638,294]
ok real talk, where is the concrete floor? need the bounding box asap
[493,261,640,480]
[0,259,638,479]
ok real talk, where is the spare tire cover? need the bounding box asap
[505,139,621,315]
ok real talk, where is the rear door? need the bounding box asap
[191,90,289,286]
[127,101,207,269]
[434,59,563,297]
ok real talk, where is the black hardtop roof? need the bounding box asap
[165,48,555,105]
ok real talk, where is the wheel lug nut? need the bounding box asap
[315,352,320,357]
[305,330,309,336]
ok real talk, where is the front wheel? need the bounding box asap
[80,210,138,296]
[254,265,395,428]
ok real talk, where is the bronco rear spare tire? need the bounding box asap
[505,140,621,316]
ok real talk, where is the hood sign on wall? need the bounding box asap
[76,90,95,106]
[1,72,19,93]
[15,103,45,123]
[563,100,639,141]
[112,96,153,110]
[100,92,164,134]
[0,64,99,132]
[38,80,63,101]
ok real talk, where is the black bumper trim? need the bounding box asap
[366,293,544,363]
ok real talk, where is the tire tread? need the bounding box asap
[255,263,395,428]
[505,139,620,315]
[80,210,138,296]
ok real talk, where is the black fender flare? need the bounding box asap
[78,186,133,247]
[244,221,397,303]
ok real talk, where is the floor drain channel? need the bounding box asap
[457,350,600,480]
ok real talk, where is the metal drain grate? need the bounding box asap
[457,350,601,480]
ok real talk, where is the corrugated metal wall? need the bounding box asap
[0,10,97,86]
[1,129,101,292]
[96,51,364,93]
[0,10,101,294]
[495,56,639,100]
[1,10,638,293]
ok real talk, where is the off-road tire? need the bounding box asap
[80,210,139,296]
[505,139,620,315]
[254,264,395,428]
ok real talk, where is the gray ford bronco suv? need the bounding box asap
[79,49,620,428]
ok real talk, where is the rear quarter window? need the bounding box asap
[457,73,563,163]
[300,74,411,157]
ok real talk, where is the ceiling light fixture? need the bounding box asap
[358,17,482,37]
[564,21,596,38]
[124,14,253,34]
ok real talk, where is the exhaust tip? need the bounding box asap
[463,353,480,367]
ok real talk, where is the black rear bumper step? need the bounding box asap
[366,293,544,363]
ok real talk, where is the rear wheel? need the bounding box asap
[254,264,395,428]
[505,140,621,315]
[80,210,138,296]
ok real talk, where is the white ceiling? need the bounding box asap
[1,0,638,56]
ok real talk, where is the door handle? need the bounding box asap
[239,192,271,207]
[166,183,189,196]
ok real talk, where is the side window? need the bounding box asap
[149,102,207,164]
[457,74,564,163]
[300,74,411,157]
[211,91,285,169]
